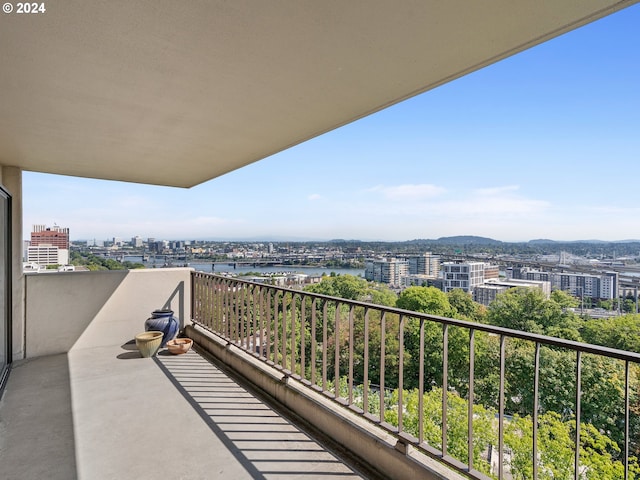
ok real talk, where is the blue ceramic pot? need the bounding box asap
[144,309,179,347]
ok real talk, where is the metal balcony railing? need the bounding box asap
[191,271,640,480]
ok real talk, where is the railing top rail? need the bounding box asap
[192,271,640,363]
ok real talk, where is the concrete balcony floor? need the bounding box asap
[0,342,368,480]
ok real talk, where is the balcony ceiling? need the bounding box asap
[0,1,636,188]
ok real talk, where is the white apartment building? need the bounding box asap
[473,278,551,306]
[510,267,618,300]
[441,262,490,293]
[365,258,409,287]
[26,244,69,266]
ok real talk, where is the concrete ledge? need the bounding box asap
[186,324,466,480]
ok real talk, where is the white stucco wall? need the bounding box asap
[24,268,192,358]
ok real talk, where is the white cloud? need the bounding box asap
[367,183,446,200]
[308,193,322,201]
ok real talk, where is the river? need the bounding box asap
[122,256,365,277]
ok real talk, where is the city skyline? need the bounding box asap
[23,5,640,243]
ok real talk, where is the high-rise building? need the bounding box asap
[408,252,440,277]
[365,258,409,287]
[441,261,497,294]
[31,224,69,250]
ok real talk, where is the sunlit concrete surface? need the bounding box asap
[0,343,366,480]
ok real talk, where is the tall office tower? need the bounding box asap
[31,224,70,250]
[408,252,441,277]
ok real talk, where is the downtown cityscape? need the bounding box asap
[25,224,640,315]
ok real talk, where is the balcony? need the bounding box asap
[3,268,639,479]
[0,268,460,479]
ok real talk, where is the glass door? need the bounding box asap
[0,186,11,395]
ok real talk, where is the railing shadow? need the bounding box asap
[154,348,363,479]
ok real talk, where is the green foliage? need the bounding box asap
[581,314,640,354]
[487,287,583,338]
[551,289,580,309]
[396,286,454,317]
[447,288,487,322]
[70,251,144,270]
[304,274,397,306]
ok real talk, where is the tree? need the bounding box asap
[487,287,582,338]
[305,274,370,300]
[551,289,580,309]
[581,314,640,353]
[304,274,397,306]
[396,286,454,317]
[447,288,486,322]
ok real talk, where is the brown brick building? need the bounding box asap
[31,224,70,250]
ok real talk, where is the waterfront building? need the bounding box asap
[365,258,409,287]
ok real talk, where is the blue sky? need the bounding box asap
[24,5,640,243]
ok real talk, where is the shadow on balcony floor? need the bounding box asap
[155,348,366,479]
[1,343,366,480]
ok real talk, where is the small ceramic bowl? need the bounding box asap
[166,338,193,355]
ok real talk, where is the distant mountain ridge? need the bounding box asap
[434,235,502,244]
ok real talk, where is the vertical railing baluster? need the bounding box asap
[223,279,230,339]
[442,324,449,457]
[272,290,279,364]
[311,298,317,386]
[300,297,306,379]
[291,294,296,373]
[214,277,219,331]
[209,276,214,329]
[208,276,213,331]
[266,289,272,361]
[281,292,288,369]
[232,282,237,343]
[468,329,475,470]
[252,286,258,354]
[363,308,370,415]
[239,284,245,348]
[230,282,236,342]
[574,351,582,480]
[380,311,386,422]
[258,287,264,357]
[625,360,630,480]
[190,272,196,323]
[419,318,425,444]
[533,342,540,480]
[499,335,506,480]
[322,300,328,392]
[348,305,354,405]
[335,302,341,397]
[398,314,404,433]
